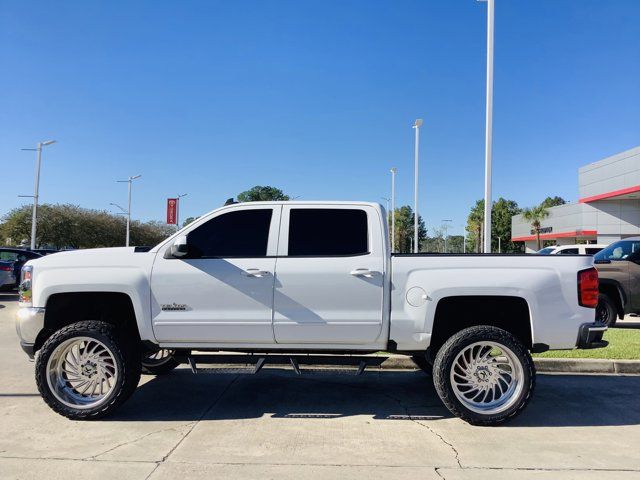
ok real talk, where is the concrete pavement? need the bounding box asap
[1,292,639,479]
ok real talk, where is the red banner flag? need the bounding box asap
[167,198,177,224]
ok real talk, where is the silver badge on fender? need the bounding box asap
[161,303,188,311]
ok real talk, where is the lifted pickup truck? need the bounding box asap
[16,201,606,425]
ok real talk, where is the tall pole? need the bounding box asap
[462,225,467,254]
[30,143,43,250]
[483,0,495,254]
[442,219,452,253]
[176,193,187,231]
[117,174,141,247]
[390,168,397,252]
[20,140,55,250]
[413,119,423,253]
[126,180,132,247]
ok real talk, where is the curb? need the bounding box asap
[379,355,640,374]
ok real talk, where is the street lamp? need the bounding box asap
[461,224,467,254]
[19,140,56,250]
[479,0,495,253]
[413,119,423,253]
[110,202,127,215]
[390,167,397,252]
[442,219,452,253]
[381,196,390,247]
[176,193,188,231]
[116,175,141,247]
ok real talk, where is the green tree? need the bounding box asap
[237,186,290,202]
[390,206,426,253]
[466,198,522,253]
[182,216,198,227]
[0,204,174,249]
[540,196,566,208]
[522,204,550,250]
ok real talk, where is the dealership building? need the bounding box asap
[512,146,640,252]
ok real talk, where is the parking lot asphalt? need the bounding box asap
[1,292,639,480]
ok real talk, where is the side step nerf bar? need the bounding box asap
[174,353,388,376]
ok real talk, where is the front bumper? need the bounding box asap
[577,322,608,349]
[15,307,45,358]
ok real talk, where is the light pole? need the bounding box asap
[461,224,467,254]
[116,175,141,247]
[413,119,423,253]
[381,196,391,247]
[390,167,397,252]
[20,140,56,250]
[480,0,495,253]
[176,193,188,231]
[442,219,452,253]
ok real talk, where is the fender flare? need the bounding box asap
[598,278,626,318]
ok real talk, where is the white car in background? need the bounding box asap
[537,244,607,255]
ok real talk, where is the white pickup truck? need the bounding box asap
[16,201,606,425]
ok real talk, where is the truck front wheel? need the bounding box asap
[35,321,141,420]
[432,325,535,426]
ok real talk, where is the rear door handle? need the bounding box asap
[350,268,378,277]
[242,268,270,278]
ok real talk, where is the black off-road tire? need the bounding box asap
[35,321,141,420]
[432,325,535,426]
[596,293,618,327]
[411,353,433,375]
[141,350,180,375]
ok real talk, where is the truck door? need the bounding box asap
[150,205,280,344]
[272,205,385,344]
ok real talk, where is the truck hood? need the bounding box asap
[27,247,150,269]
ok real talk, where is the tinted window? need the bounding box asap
[288,209,368,256]
[594,240,640,261]
[557,248,579,255]
[585,248,603,255]
[537,247,556,255]
[188,209,272,257]
[0,251,18,262]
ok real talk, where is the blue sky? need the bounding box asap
[1,0,639,236]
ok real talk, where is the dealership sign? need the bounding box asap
[167,198,177,224]
[531,226,552,235]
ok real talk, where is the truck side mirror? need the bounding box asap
[169,235,189,259]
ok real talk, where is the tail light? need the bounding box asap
[0,265,11,272]
[578,267,598,308]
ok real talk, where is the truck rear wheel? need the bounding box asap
[432,325,535,426]
[35,321,141,420]
[142,349,179,375]
[596,293,617,327]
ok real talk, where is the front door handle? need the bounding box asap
[350,268,378,277]
[242,268,270,278]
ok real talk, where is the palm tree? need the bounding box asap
[522,205,550,250]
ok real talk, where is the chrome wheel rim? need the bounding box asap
[450,341,524,415]
[46,337,118,409]
[142,349,175,367]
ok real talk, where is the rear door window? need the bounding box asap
[288,209,368,256]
